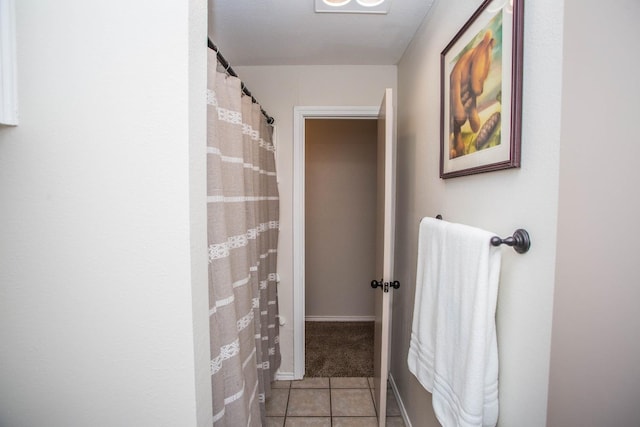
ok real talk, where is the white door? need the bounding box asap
[373,88,396,426]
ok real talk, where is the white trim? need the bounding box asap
[0,0,18,126]
[274,370,295,381]
[389,372,413,427]
[292,105,379,380]
[305,315,376,322]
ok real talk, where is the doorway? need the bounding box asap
[292,106,380,380]
[304,118,378,377]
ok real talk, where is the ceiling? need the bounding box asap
[208,0,436,66]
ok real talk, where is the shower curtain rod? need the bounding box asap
[208,38,275,125]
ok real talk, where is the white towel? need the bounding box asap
[407,217,502,427]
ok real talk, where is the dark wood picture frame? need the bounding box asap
[440,0,524,179]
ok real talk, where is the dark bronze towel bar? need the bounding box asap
[432,215,531,254]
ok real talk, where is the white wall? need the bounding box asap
[234,65,397,375]
[393,0,563,425]
[0,1,211,426]
[547,1,640,425]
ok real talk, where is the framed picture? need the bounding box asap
[440,0,524,178]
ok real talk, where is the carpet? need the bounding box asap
[305,321,374,377]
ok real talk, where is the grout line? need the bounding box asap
[370,383,378,418]
[283,381,291,425]
[329,377,333,424]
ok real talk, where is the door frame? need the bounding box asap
[292,105,379,379]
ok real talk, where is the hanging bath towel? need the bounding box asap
[407,217,502,427]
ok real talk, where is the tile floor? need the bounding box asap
[266,377,405,427]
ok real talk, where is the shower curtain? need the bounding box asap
[207,50,281,427]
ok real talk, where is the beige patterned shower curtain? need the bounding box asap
[207,50,281,427]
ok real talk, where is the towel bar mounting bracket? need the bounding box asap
[490,228,531,253]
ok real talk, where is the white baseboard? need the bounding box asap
[305,315,375,322]
[274,370,295,381]
[389,372,412,427]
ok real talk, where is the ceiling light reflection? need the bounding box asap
[323,0,352,6]
[356,0,386,6]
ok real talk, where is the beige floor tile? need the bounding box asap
[281,376,403,424]
[386,389,401,416]
[291,377,330,388]
[330,377,369,389]
[266,416,285,427]
[331,389,376,417]
[266,388,289,417]
[284,417,331,427]
[287,389,331,416]
[272,380,291,389]
[332,417,378,427]
[385,417,406,427]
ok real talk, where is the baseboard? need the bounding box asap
[305,315,375,322]
[389,372,412,427]
[274,370,295,381]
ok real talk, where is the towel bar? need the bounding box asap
[433,215,531,254]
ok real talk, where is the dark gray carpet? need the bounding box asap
[305,321,374,377]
